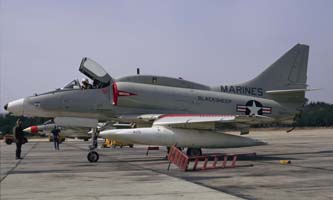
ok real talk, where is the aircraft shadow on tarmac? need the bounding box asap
[258,149,333,158]
[255,155,297,161]
[98,157,168,163]
[8,169,70,175]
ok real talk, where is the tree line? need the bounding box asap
[296,102,333,127]
[0,101,332,135]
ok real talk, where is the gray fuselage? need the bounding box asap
[19,80,291,123]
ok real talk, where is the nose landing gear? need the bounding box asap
[87,128,99,162]
[87,151,99,162]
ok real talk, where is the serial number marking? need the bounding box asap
[197,96,232,103]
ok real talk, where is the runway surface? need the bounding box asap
[1,128,333,200]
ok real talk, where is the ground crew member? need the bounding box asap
[51,127,61,150]
[13,119,25,159]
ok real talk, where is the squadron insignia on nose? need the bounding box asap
[237,100,272,115]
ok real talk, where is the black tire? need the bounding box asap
[129,144,134,148]
[87,151,99,163]
[186,148,202,157]
[5,139,12,145]
[84,138,89,141]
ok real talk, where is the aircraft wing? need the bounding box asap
[152,114,273,129]
[99,114,272,147]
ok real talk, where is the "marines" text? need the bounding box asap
[220,85,263,96]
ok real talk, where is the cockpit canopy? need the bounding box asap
[59,58,113,91]
[79,57,113,87]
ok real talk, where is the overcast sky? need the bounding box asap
[1,0,332,113]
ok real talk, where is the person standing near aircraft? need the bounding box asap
[51,127,61,150]
[13,119,26,159]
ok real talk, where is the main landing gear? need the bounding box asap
[186,148,202,157]
[87,128,99,163]
[167,146,202,157]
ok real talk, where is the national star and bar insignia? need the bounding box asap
[237,100,272,115]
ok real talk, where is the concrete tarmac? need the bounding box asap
[1,128,333,200]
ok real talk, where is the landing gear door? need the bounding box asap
[79,57,113,86]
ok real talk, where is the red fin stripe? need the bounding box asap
[112,82,118,105]
[112,82,137,106]
[118,91,136,96]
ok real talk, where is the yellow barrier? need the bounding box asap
[279,160,291,165]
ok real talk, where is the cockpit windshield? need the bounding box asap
[43,119,54,125]
[61,78,107,90]
[64,79,81,89]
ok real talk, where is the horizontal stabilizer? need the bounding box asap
[266,88,320,95]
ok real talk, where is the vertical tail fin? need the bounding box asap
[217,44,310,119]
[243,44,310,118]
[243,44,309,93]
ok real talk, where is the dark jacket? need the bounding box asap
[51,128,61,139]
[14,126,25,144]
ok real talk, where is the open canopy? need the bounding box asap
[79,57,113,85]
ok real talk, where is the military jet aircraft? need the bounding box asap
[4,44,312,162]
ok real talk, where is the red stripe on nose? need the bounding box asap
[31,126,38,134]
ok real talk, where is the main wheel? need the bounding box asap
[186,148,202,157]
[5,138,12,145]
[87,151,99,162]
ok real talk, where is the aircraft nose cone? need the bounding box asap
[23,126,39,134]
[6,98,25,116]
[4,103,8,111]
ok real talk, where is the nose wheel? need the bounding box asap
[87,128,99,162]
[87,151,99,162]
